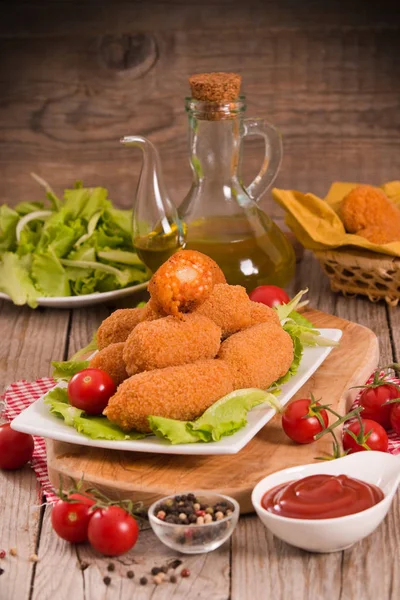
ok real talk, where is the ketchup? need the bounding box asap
[261,474,383,519]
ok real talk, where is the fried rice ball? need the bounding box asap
[356,224,400,244]
[218,322,293,390]
[194,283,252,337]
[341,185,400,236]
[123,313,222,376]
[148,249,226,318]
[89,342,129,387]
[104,360,234,432]
[249,301,280,327]
[97,308,145,350]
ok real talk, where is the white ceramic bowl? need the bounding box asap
[252,451,400,553]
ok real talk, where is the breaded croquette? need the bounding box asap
[341,185,400,242]
[89,342,129,387]
[249,301,280,327]
[104,360,234,432]
[97,308,145,350]
[123,313,222,376]
[141,298,166,321]
[195,283,251,337]
[357,224,400,245]
[148,249,226,318]
[218,322,293,390]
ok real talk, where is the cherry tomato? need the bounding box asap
[51,493,96,543]
[358,384,399,429]
[68,368,116,415]
[88,506,139,556]
[282,398,329,444]
[0,424,34,470]
[390,402,400,435]
[248,285,290,308]
[343,419,388,454]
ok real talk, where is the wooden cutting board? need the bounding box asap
[46,309,379,513]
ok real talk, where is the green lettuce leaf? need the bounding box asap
[32,251,71,297]
[70,332,97,360]
[31,172,62,211]
[17,224,44,256]
[73,416,145,441]
[272,334,303,388]
[44,386,145,440]
[14,201,45,215]
[149,389,280,444]
[0,252,39,307]
[52,360,90,381]
[97,249,143,266]
[44,387,83,426]
[105,207,132,236]
[0,205,19,251]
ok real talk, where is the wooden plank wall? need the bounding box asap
[0,0,399,218]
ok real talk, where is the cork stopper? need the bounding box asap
[189,72,241,103]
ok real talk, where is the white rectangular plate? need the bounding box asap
[12,328,342,455]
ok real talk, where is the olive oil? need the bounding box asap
[184,213,295,291]
[133,222,186,273]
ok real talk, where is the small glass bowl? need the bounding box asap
[148,492,240,554]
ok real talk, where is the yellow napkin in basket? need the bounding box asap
[272,181,400,257]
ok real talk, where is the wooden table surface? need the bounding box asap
[0,252,399,600]
[1,1,400,598]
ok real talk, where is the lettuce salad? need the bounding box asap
[45,290,338,445]
[0,175,149,307]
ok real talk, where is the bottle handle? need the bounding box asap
[243,119,283,202]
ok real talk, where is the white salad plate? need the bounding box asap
[12,328,342,455]
[0,282,149,309]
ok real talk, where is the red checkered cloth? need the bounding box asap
[1,374,400,504]
[2,378,59,503]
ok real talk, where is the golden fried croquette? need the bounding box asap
[218,322,293,390]
[89,343,129,387]
[141,298,166,321]
[341,185,400,240]
[123,313,221,376]
[357,224,400,244]
[148,249,226,318]
[195,283,251,337]
[249,301,280,327]
[97,308,145,350]
[104,360,234,432]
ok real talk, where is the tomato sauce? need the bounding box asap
[261,474,384,519]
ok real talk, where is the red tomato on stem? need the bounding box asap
[390,402,400,435]
[68,368,116,415]
[0,424,34,470]
[358,382,399,429]
[248,285,290,308]
[343,418,388,454]
[51,493,96,543]
[282,398,329,444]
[88,506,139,556]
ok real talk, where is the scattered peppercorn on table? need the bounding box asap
[0,250,399,600]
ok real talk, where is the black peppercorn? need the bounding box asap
[0,568,4,576]
[151,567,161,575]
[169,559,183,570]
[107,563,115,572]
[103,576,111,586]
[170,574,177,583]
[140,576,148,585]
[127,570,134,579]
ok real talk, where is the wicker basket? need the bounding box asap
[314,248,400,306]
